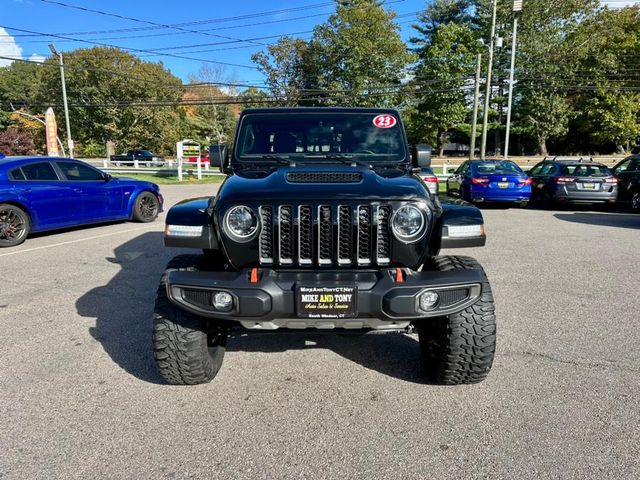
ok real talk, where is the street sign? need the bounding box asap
[514,0,523,12]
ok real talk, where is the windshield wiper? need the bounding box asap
[261,155,296,166]
[303,154,371,169]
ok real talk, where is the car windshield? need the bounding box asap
[561,165,610,177]
[235,112,407,162]
[139,150,153,156]
[473,161,523,175]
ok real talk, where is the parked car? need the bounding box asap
[612,156,640,212]
[185,151,209,165]
[528,159,618,206]
[110,149,165,167]
[0,156,163,247]
[446,159,531,206]
[156,107,495,386]
[418,167,439,196]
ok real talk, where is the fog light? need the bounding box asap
[419,290,439,311]
[212,291,233,311]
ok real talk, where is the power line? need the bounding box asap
[0,24,259,70]
[39,0,267,48]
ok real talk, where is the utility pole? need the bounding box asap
[470,53,482,160]
[504,0,523,159]
[48,44,74,158]
[480,0,498,159]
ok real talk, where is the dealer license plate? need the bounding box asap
[297,286,357,319]
[498,182,510,189]
[582,183,596,189]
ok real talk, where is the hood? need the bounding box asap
[216,165,428,206]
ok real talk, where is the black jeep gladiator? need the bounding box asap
[155,107,496,385]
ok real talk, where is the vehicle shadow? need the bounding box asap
[29,220,127,239]
[553,212,640,229]
[228,331,429,384]
[75,231,174,384]
[75,231,430,385]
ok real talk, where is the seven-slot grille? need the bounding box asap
[259,204,393,267]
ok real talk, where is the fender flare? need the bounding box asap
[164,196,218,250]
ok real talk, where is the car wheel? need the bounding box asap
[0,204,31,248]
[132,191,160,222]
[416,256,496,385]
[632,192,640,212]
[114,161,121,167]
[153,255,227,385]
[145,161,152,168]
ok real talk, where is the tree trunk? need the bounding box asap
[537,138,548,156]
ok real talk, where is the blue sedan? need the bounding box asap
[0,155,163,247]
[446,159,532,207]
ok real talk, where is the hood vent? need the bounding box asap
[286,172,363,183]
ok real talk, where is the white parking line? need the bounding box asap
[0,224,160,257]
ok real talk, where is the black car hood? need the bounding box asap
[216,165,428,205]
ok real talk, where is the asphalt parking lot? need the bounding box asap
[1,184,639,479]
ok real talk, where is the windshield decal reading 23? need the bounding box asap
[373,114,397,129]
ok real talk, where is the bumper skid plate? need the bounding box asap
[166,268,484,329]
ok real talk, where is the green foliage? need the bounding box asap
[308,0,415,107]
[410,18,481,148]
[251,37,311,106]
[36,47,184,154]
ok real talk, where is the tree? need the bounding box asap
[251,37,311,106]
[569,5,640,152]
[508,0,600,154]
[182,64,238,147]
[0,127,36,155]
[410,1,481,151]
[306,0,414,107]
[36,47,184,154]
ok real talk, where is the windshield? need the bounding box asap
[473,161,523,175]
[561,165,610,177]
[235,112,407,162]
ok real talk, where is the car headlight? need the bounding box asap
[391,205,427,243]
[224,206,259,242]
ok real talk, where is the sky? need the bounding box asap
[0,0,638,86]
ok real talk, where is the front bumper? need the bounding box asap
[165,268,485,330]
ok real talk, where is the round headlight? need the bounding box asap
[391,205,426,243]
[224,206,259,241]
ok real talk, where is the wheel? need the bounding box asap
[132,191,160,222]
[518,200,529,208]
[632,191,640,212]
[0,204,31,248]
[153,254,227,385]
[145,161,152,168]
[416,256,496,385]
[114,161,121,167]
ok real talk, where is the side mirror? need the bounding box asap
[412,144,432,168]
[103,173,112,182]
[209,144,230,174]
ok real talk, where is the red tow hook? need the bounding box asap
[395,268,405,283]
[250,267,259,284]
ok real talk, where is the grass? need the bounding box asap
[112,172,224,185]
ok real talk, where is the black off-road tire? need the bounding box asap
[152,254,227,385]
[417,256,496,385]
[132,191,160,223]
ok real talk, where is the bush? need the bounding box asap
[0,127,36,155]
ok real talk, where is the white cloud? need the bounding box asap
[29,53,46,63]
[601,1,639,8]
[0,27,23,68]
